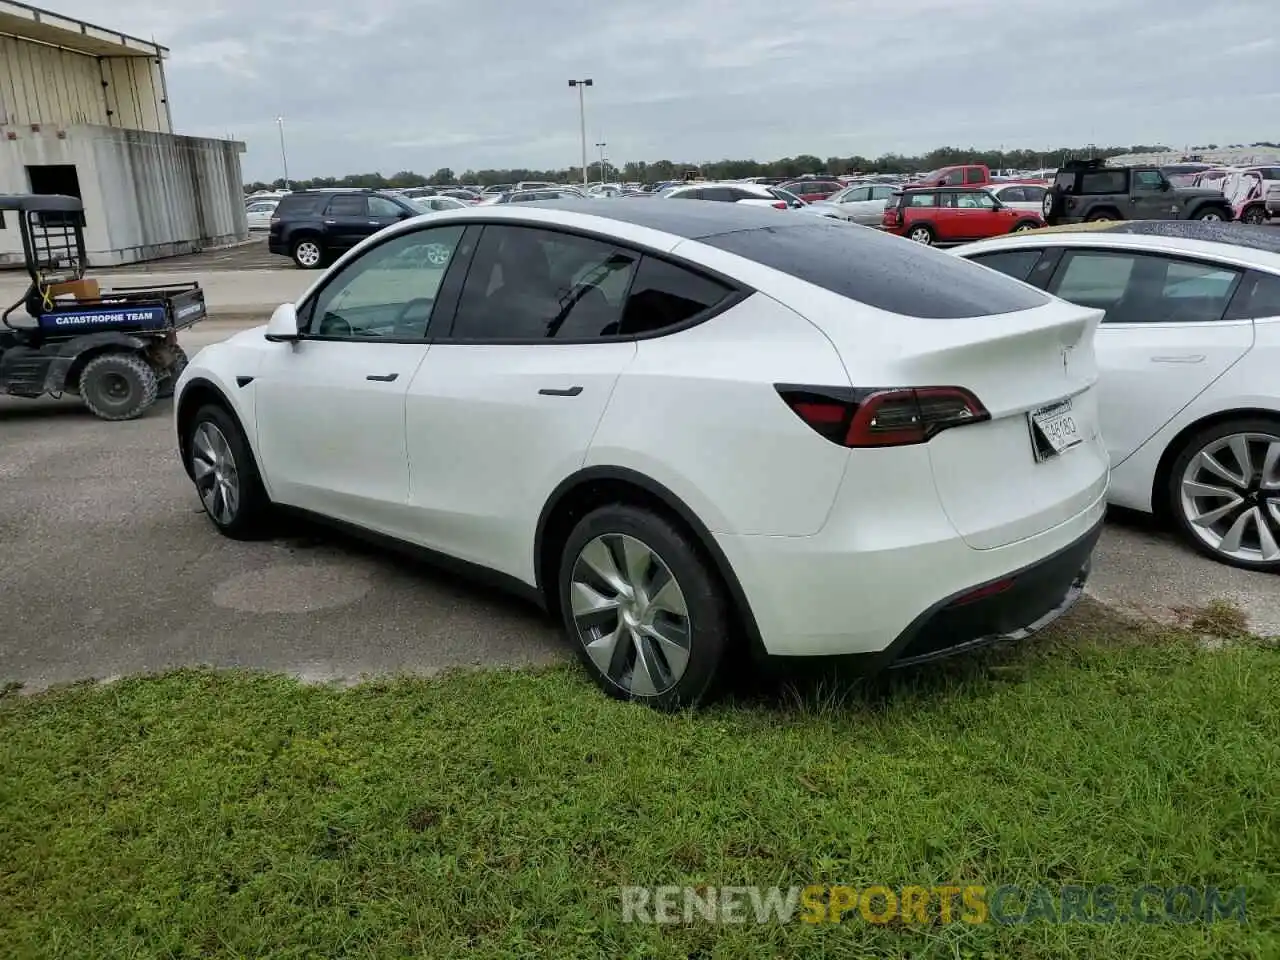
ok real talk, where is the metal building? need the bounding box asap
[0,0,248,266]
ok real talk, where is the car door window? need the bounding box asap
[844,187,872,202]
[907,192,937,207]
[1133,170,1164,192]
[306,226,466,339]
[1021,186,1046,202]
[448,226,638,340]
[965,168,985,185]
[1052,251,1242,324]
[369,196,404,218]
[870,186,896,201]
[619,257,734,335]
[700,187,735,202]
[999,187,1025,203]
[969,249,1044,283]
[326,195,368,217]
[1225,271,1280,320]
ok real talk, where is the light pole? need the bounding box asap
[568,79,593,188]
[595,142,607,185]
[275,116,290,190]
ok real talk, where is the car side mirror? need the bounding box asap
[264,302,300,342]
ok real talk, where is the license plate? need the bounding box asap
[1029,399,1084,461]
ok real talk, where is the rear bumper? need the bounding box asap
[881,518,1099,671]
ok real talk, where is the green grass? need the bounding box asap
[1,604,1278,959]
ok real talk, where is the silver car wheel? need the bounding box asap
[908,226,933,244]
[294,241,321,267]
[191,421,241,527]
[1198,211,1223,222]
[1179,432,1280,563]
[569,533,691,697]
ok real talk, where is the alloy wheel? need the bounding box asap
[908,227,932,244]
[295,241,321,267]
[1179,432,1280,564]
[191,421,241,526]
[569,533,692,697]
[1198,211,1224,222]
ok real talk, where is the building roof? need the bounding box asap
[0,0,167,57]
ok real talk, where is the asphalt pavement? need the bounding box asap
[2,320,1277,693]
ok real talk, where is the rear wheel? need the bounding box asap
[79,352,159,421]
[1241,205,1267,225]
[558,504,731,709]
[291,237,324,269]
[907,225,934,245]
[185,404,271,539]
[1013,220,1040,233]
[1168,418,1280,571]
[156,345,189,399]
[1086,210,1118,223]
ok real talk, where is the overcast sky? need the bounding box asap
[51,0,1280,181]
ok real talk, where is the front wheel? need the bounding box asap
[1168,418,1280,571]
[907,225,934,245]
[558,504,732,709]
[185,404,271,539]
[1195,208,1227,222]
[79,352,159,421]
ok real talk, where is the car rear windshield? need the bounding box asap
[700,221,1050,318]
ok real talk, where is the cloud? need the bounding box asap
[47,0,1280,181]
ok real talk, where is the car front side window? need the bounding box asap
[1051,250,1242,324]
[306,226,466,339]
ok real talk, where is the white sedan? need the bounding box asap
[803,183,899,224]
[245,199,278,231]
[957,221,1280,571]
[985,183,1049,214]
[175,200,1106,706]
[663,182,806,209]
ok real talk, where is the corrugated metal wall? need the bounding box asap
[0,126,247,266]
[0,37,169,132]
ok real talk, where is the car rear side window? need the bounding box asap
[965,168,985,184]
[1225,270,1280,321]
[969,249,1044,283]
[619,256,733,335]
[1079,170,1127,194]
[448,225,638,340]
[702,221,1050,318]
[277,195,327,216]
[327,195,367,216]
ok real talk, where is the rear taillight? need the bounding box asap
[775,385,989,448]
[882,208,900,227]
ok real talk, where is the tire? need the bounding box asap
[1086,210,1119,223]
[1012,220,1040,233]
[156,346,189,399]
[79,352,159,421]
[1042,187,1063,222]
[291,237,325,269]
[1194,207,1228,222]
[907,225,934,245]
[1166,417,1280,572]
[184,403,271,539]
[558,504,732,709]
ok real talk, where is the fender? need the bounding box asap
[534,465,768,659]
[41,332,151,393]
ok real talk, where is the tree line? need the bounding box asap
[244,141,1280,192]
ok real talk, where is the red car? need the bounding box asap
[881,187,1043,246]
[778,179,844,202]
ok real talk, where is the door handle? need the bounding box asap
[538,385,583,397]
[369,220,380,225]
[324,219,336,224]
[1150,355,1205,364]
[366,373,400,382]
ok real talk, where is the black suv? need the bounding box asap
[268,189,422,269]
[1042,159,1232,226]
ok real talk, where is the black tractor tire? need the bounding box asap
[79,352,159,421]
[1241,205,1267,226]
[557,503,733,710]
[156,345,189,399]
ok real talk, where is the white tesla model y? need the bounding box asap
[175,201,1108,707]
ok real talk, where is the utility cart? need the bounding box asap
[0,194,206,420]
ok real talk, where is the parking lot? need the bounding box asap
[1,312,1276,692]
